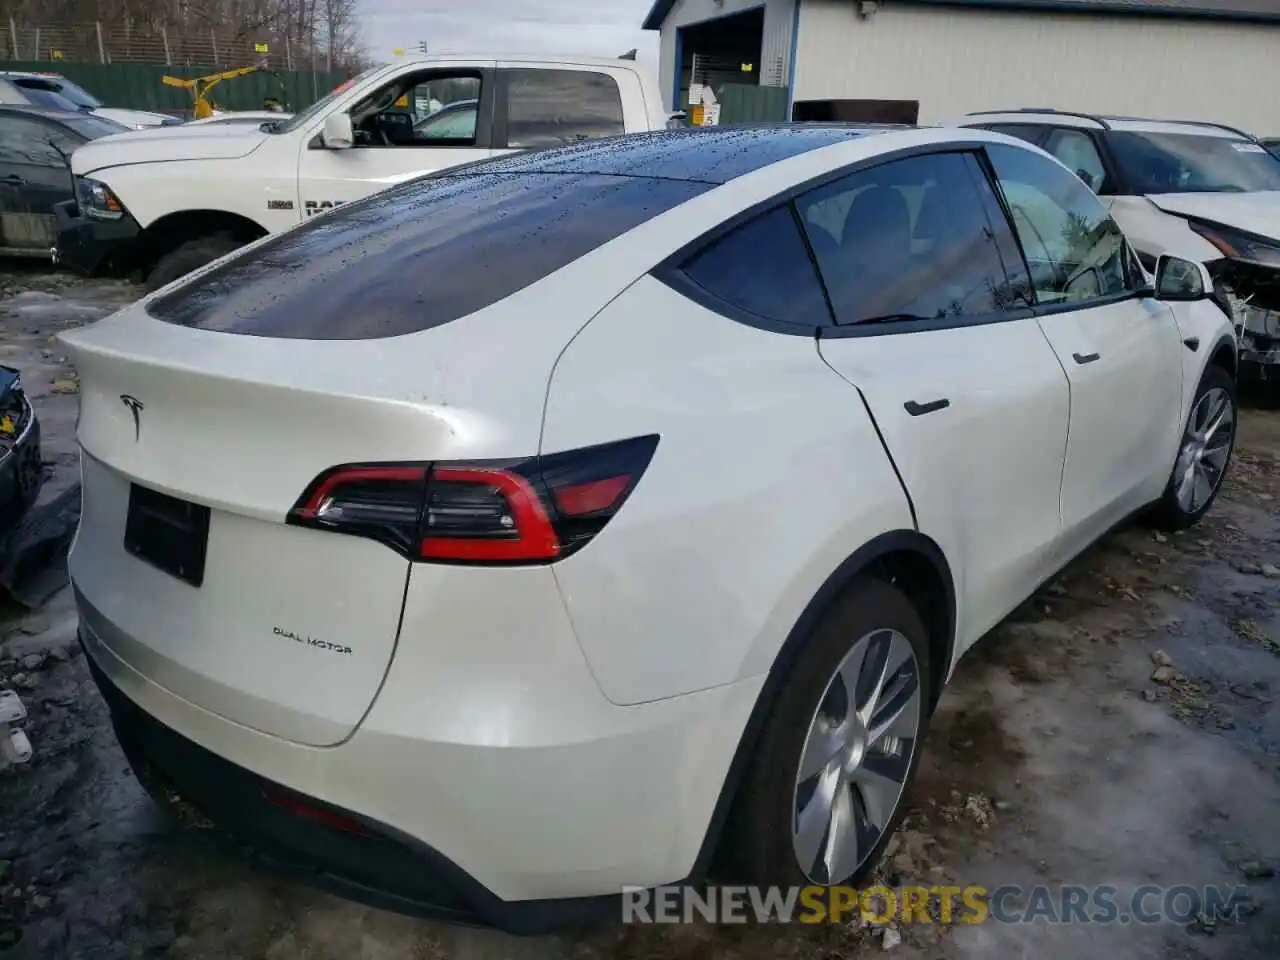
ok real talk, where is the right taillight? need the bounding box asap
[286,434,659,565]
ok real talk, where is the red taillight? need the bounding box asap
[262,787,373,836]
[286,435,658,565]
[420,467,560,562]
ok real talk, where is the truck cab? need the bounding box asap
[54,55,672,290]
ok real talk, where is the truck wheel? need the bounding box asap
[145,234,243,293]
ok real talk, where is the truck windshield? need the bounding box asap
[1108,131,1280,194]
[270,66,382,134]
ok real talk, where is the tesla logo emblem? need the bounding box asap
[120,394,144,441]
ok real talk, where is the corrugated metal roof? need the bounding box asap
[643,0,1280,31]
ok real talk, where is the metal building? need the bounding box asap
[642,0,1280,132]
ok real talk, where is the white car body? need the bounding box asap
[185,111,293,126]
[61,54,672,287]
[92,105,178,130]
[957,111,1280,379]
[0,72,175,130]
[60,126,1236,931]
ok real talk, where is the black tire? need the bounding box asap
[1149,364,1237,531]
[144,233,244,293]
[727,577,933,888]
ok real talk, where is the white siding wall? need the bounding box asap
[762,0,799,87]
[794,0,1280,131]
[657,0,797,109]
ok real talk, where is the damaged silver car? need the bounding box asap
[960,110,1280,381]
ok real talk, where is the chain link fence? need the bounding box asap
[1,19,335,70]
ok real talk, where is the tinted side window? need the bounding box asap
[1042,128,1108,193]
[0,116,64,166]
[678,206,830,327]
[796,151,1019,325]
[505,69,624,149]
[986,143,1131,305]
[147,173,708,339]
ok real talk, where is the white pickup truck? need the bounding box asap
[54,54,676,290]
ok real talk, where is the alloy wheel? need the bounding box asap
[1174,386,1234,515]
[792,628,922,885]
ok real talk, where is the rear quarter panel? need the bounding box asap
[541,276,915,707]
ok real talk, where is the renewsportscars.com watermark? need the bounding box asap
[622,884,1255,925]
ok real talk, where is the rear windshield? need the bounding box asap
[146,171,709,339]
[16,76,101,109]
[15,85,79,112]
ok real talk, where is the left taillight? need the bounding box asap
[286,435,659,565]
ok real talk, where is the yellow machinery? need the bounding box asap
[162,65,286,119]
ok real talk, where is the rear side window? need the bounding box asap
[795,151,1022,325]
[146,172,709,339]
[677,206,830,327]
[503,69,625,149]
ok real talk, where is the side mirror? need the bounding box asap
[1154,254,1212,301]
[321,112,354,149]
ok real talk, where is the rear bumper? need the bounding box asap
[76,586,762,927]
[85,647,611,932]
[52,200,140,276]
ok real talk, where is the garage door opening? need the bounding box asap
[675,8,765,112]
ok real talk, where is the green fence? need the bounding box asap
[714,83,790,124]
[6,61,347,115]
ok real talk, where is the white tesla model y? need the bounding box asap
[61,125,1237,932]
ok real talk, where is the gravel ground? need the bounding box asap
[1,264,1278,960]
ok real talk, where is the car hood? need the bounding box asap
[1148,191,1280,243]
[92,106,175,129]
[71,125,268,174]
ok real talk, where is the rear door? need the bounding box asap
[296,63,497,215]
[983,142,1184,552]
[0,114,77,253]
[494,64,630,147]
[809,149,1071,651]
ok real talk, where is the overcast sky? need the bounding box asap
[361,0,661,65]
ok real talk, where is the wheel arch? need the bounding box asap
[688,529,956,880]
[135,209,268,277]
[1207,333,1237,382]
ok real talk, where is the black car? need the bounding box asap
[0,105,127,258]
[0,366,41,540]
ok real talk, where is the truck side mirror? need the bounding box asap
[321,113,354,149]
[1154,254,1212,301]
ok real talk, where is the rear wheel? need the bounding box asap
[729,578,932,887]
[1150,364,1237,530]
[145,233,243,293]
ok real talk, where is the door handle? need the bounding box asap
[1072,352,1100,365]
[904,398,950,416]
[0,174,25,185]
